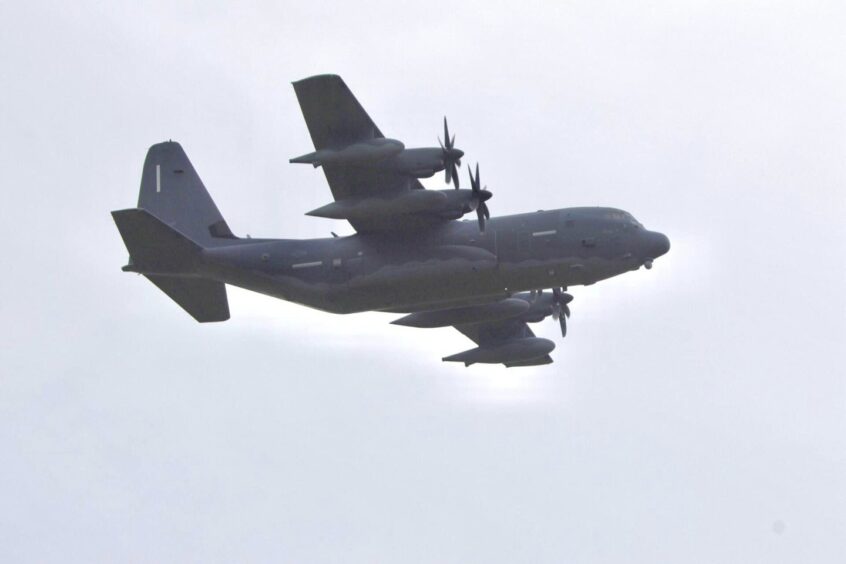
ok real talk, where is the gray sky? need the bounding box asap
[1,1,844,562]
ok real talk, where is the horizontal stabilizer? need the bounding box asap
[112,209,229,322]
[112,208,200,274]
[144,275,229,323]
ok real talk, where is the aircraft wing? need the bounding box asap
[454,320,554,367]
[293,73,384,150]
[292,74,425,204]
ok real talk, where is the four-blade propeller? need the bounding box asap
[530,288,574,337]
[551,287,573,337]
[467,163,492,232]
[438,117,463,188]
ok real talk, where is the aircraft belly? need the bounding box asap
[205,251,502,314]
[319,255,627,313]
[206,250,607,314]
[338,255,503,312]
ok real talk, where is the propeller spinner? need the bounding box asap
[438,117,463,188]
[467,163,492,233]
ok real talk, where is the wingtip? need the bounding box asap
[148,139,182,150]
[292,73,343,86]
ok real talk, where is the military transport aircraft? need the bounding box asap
[112,74,669,367]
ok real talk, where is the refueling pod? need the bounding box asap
[442,337,556,366]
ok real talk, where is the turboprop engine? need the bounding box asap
[306,190,449,220]
[289,138,405,167]
[305,186,492,230]
[398,290,575,366]
[392,298,530,328]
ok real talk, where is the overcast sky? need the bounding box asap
[1,1,844,562]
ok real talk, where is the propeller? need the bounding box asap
[438,117,463,188]
[551,287,573,337]
[525,288,573,336]
[467,163,492,232]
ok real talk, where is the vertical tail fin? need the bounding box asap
[112,141,233,323]
[138,141,235,244]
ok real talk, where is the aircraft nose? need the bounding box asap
[648,231,670,258]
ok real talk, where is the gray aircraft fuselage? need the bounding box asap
[180,206,669,315]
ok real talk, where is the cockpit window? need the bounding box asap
[604,210,642,227]
[604,211,629,221]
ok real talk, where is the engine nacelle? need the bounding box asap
[290,138,405,167]
[306,190,450,221]
[392,298,530,328]
[307,188,484,223]
[442,337,556,366]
